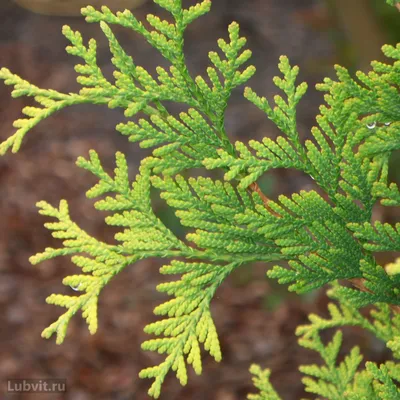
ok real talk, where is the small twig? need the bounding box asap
[349,278,400,313]
[248,182,281,217]
[249,181,400,314]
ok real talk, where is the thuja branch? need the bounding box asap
[1,0,400,398]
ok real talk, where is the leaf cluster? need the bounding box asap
[1,0,400,398]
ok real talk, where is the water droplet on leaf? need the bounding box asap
[366,122,376,129]
[385,122,391,126]
[70,284,81,292]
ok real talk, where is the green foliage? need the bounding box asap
[366,362,400,399]
[151,175,284,260]
[296,330,400,400]
[299,331,363,399]
[140,260,234,397]
[247,364,281,400]
[294,285,400,398]
[1,0,400,398]
[250,284,400,399]
[203,56,310,189]
[297,284,400,354]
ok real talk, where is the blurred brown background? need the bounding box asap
[0,1,399,399]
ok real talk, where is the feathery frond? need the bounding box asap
[247,364,281,400]
[2,0,400,398]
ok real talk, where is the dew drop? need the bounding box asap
[366,122,376,129]
[385,122,391,126]
[70,284,81,292]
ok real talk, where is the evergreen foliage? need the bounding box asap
[1,0,400,397]
[247,364,281,400]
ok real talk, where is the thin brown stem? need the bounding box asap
[248,181,400,314]
[349,278,400,313]
[247,182,281,217]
